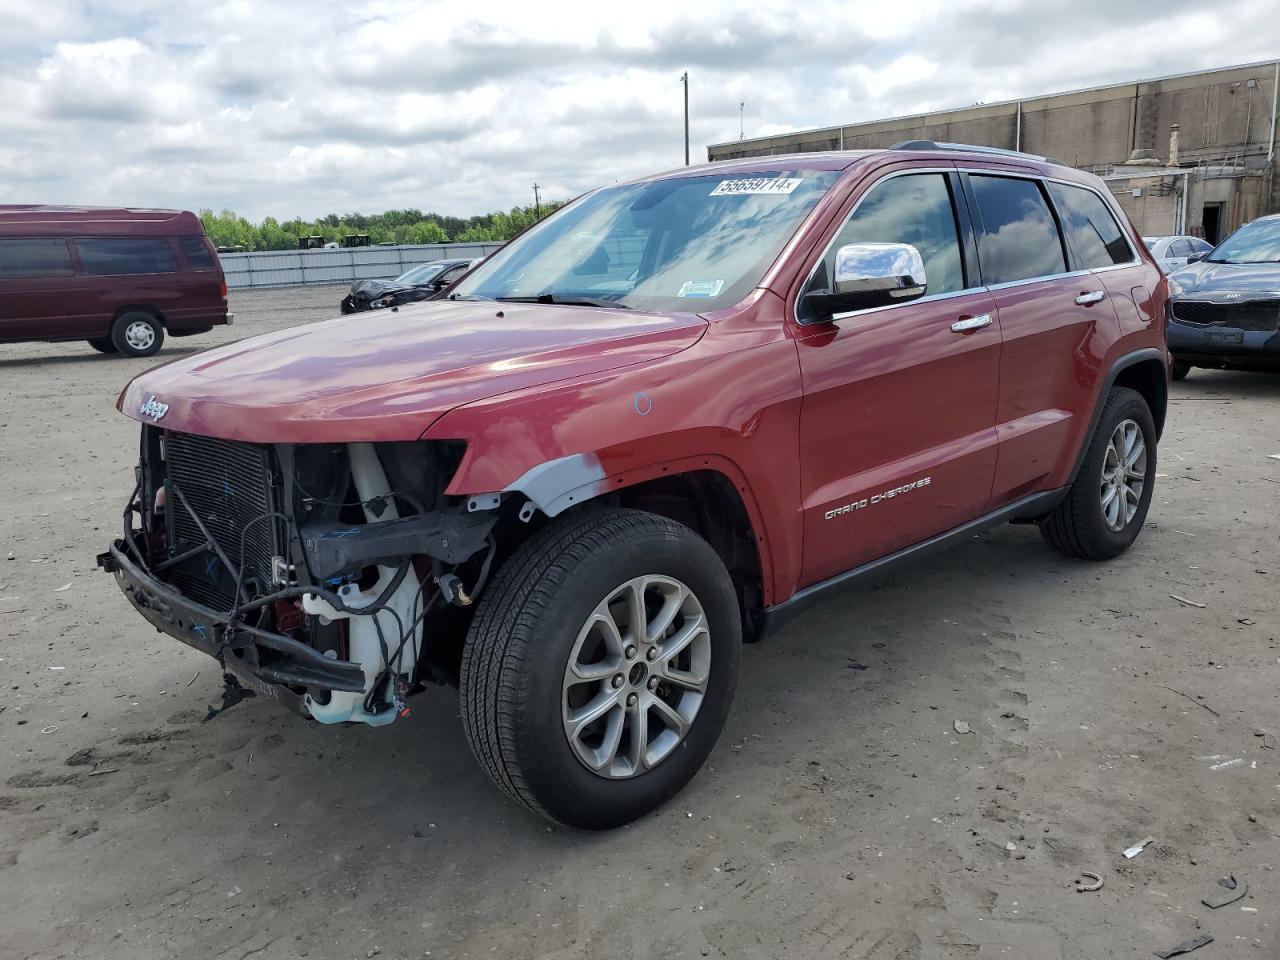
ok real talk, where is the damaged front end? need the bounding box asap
[99,427,498,725]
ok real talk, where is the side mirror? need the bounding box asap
[803,242,927,321]
[1186,252,1206,264]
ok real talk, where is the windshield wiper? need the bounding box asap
[448,293,495,302]
[495,293,632,309]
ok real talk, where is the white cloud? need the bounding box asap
[0,0,1274,219]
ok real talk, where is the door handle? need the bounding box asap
[1075,290,1106,305]
[950,313,993,333]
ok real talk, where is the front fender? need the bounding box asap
[422,313,807,605]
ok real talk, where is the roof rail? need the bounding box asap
[890,139,1058,164]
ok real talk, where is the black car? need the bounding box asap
[339,258,476,314]
[1167,215,1280,379]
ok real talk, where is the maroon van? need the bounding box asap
[0,205,233,357]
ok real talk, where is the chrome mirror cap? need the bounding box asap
[833,242,927,299]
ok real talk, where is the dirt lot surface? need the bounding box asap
[2,286,1278,959]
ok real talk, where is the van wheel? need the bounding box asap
[87,337,117,354]
[460,508,741,829]
[110,312,164,357]
[1039,386,1156,560]
[1171,362,1190,381]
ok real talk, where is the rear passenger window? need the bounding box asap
[969,175,1066,284]
[0,238,74,278]
[178,236,215,270]
[75,238,177,275]
[800,173,965,319]
[1045,181,1132,268]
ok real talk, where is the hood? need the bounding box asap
[119,300,706,443]
[348,278,413,299]
[1171,259,1280,299]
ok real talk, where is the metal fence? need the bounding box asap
[219,242,506,289]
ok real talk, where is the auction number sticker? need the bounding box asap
[678,279,725,298]
[709,177,803,196]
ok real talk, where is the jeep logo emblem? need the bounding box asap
[138,395,169,421]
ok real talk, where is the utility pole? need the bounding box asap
[533,183,542,220]
[680,72,689,165]
[739,101,745,140]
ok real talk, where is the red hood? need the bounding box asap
[118,300,707,442]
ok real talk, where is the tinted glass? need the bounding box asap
[396,262,446,285]
[970,175,1066,284]
[437,265,468,284]
[1169,239,1193,258]
[452,170,841,314]
[75,238,177,275]
[800,174,964,319]
[1046,181,1131,269]
[1189,238,1212,253]
[1207,217,1280,264]
[178,236,215,269]
[0,238,74,278]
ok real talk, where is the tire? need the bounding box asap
[1171,362,1191,381]
[460,507,741,829]
[87,337,117,354]
[1039,386,1156,560]
[110,311,164,358]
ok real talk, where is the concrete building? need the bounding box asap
[708,61,1280,243]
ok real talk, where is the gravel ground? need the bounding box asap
[2,285,1277,959]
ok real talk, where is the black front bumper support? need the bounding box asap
[101,540,366,696]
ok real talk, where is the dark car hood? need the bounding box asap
[1171,260,1280,299]
[118,299,707,443]
[348,278,418,299]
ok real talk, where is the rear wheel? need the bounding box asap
[1171,362,1191,381]
[1039,386,1156,560]
[460,508,741,829]
[110,311,164,358]
[87,337,117,354]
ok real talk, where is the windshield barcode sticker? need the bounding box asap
[677,279,725,298]
[710,177,803,197]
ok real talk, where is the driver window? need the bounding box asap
[800,173,965,321]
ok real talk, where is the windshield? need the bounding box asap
[450,170,841,313]
[1207,218,1280,264]
[396,262,447,285]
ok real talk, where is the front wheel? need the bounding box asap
[1039,386,1156,560]
[460,508,741,829]
[110,311,164,358]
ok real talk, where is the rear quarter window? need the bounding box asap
[0,238,74,278]
[1045,182,1132,268]
[75,238,178,276]
[178,236,216,270]
[969,175,1067,284]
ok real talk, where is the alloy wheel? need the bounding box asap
[1100,418,1146,532]
[561,575,710,778]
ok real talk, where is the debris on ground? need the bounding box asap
[1201,878,1247,909]
[1075,870,1104,892]
[1123,836,1156,859]
[953,720,972,735]
[1153,934,1213,958]
[1169,594,1205,608]
[1157,685,1220,717]
[52,582,71,592]
[1208,758,1244,771]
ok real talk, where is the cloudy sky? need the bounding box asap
[1,0,1276,221]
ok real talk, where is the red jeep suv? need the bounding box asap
[100,143,1168,828]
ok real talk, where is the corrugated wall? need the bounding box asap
[220,242,505,289]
